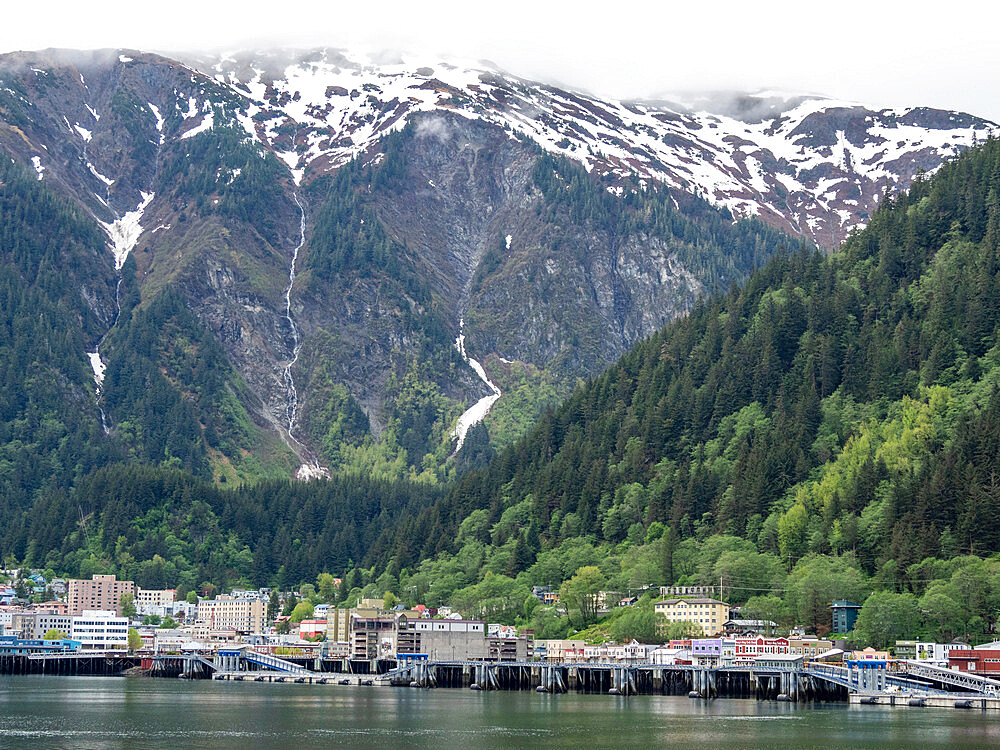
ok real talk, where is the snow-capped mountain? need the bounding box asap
[0,46,995,483]
[192,48,995,248]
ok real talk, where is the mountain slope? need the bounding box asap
[385,136,1000,591]
[0,46,993,484]
[0,48,793,481]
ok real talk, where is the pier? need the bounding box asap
[7,648,1000,710]
[0,651,139,676]
[380,661,854,701]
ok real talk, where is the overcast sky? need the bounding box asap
[4,0,999,120]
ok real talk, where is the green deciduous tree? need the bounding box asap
[120,593,136,618]
[316,573,338,602]
[853,591,921,649]
[609,600,666,644]
[918,587,963,642]
[127,628,142,652]
[289,601,314,623]
[559,566,605,628]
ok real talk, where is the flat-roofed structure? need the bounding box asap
[654,598,729,636]
[70,610,128,650]
[196,596,266,635]
[67,575,135,616]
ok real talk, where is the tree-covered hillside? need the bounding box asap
[326,137,1000,641]
[11,136,999,649]
[3,462,441,593]
[0,156,120,534]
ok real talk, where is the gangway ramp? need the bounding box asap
[805,662,945,695]
[903,660,1000,696]
[241,650,312,675]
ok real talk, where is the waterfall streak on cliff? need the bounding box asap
[451,319,501,453]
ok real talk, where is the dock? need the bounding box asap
[849,694,1000,710]
[6,648,1000,710]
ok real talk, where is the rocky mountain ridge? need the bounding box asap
[191,48,996,248]
[0,47,993,483]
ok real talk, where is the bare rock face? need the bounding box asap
[0,47,993,474]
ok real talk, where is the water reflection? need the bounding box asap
[1,676,999,749]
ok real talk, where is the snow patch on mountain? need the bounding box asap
[88,350,106,388]
[30,155,44,180]
[452,319,502,453]
[195,49,995,247]
[148,102,165,144]
[98,191,154,270]
[86,161,114,187]
[180,111,214,139]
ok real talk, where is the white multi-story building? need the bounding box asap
[895,640,971,665]
[535,639,586,662]
[0,607,16,633]
[70,610,129,650]
[31,613,74,640]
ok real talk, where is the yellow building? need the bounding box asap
[654,597,729,636]
[325,607,378,642]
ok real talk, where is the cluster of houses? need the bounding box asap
[533,635,837,668]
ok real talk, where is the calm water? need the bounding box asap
[2,676,1000,749]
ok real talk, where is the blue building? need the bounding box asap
[830,600,861,634]
[0,636,81,655]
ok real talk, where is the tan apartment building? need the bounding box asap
[325,607,364,642]
[196,595,266,634]
[135,589,177,608]
[67,575,135,616]
[654,597,730,636]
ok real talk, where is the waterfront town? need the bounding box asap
[3,570,999,688]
